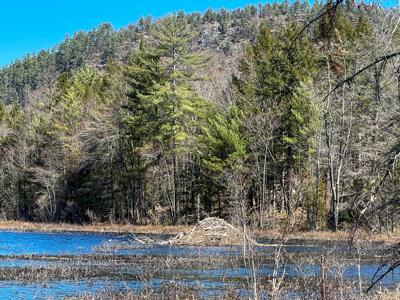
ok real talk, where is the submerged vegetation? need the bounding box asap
[0,229,397,299]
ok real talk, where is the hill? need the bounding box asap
[0,1,397,236]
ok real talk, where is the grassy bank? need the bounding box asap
[255,228,400,245]
[0,220,398,245]
[0,220,189,235]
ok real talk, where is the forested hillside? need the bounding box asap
[0,1,398,232]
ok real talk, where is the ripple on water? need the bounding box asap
[0,230,398,299]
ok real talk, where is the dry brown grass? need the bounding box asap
[0,220,397,246]
[255,228,400,245]
[0,220,190,234]
[372,286,400,300]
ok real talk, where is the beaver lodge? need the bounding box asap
[170,217,248,246]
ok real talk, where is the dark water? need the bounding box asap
[0,230,398,299]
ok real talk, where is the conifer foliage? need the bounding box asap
[0,2,398,233]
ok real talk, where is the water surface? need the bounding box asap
[0,230,397,299]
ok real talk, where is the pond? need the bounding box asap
[0,230,398,299]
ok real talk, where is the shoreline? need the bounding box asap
[0,220,397,245]
[0,220,189,235]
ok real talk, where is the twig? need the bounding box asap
[323,52,400,102]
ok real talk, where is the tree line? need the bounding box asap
[0,1,398,232]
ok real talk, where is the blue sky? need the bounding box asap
[0,1,396,67]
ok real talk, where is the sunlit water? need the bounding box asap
[0,230,398,299]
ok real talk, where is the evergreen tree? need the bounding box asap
[122,38,163,223]
[234,23,318,216]
[151,14,207,222]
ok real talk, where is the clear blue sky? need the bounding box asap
[0,1,396,67]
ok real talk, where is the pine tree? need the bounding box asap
[151,14,207,223]
[234,23,318,217]
[197,104,248,173]
[122,38,163,223]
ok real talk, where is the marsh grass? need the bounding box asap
[0,236,397,299]
[0,220,396,246]
[0,220,189,234]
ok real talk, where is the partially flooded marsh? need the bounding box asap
[0,230,398,299]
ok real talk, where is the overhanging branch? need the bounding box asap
[323,52,400,102]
